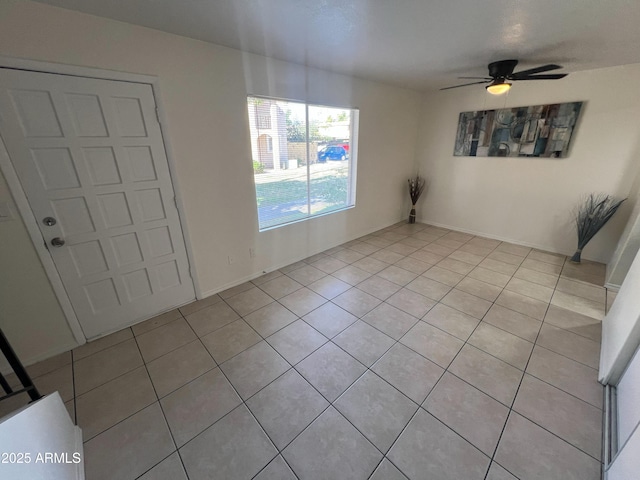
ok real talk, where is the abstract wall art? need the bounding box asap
[453,102,583,158]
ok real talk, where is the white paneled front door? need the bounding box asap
[0,68,195,339]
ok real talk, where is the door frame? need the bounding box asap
[0,55,202,345]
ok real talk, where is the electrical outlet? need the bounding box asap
[0,201,14,222]
[249,248,256,258]
[227,255,236,265]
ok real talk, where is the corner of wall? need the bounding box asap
[607,159,640,286]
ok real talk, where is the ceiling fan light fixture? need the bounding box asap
[486,81,512,95]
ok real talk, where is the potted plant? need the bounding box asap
[407,175,426,224]
[571,193,626,263]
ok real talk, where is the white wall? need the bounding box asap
[0,1,422,361]
[0,170,77,368]
[415,65,640,263]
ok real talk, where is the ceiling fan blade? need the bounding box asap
[458,76,492,80]
[440,81,490,91]
[515,74,568,80]
[510,64,562,78]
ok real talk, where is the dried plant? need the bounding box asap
[571,193,626,263]
[408,175,426,205]
[407,175,426,224]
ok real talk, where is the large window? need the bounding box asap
[247,96,358,230]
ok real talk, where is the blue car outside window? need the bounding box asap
[318,146,348,161]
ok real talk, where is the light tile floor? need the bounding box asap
[2,222,612,480]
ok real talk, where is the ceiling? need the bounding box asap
[34,0,640,91]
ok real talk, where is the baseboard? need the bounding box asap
[4,219,407,373]
[1,297,199,375]
[86,297,195,342]
[199,272,271,300]
[199,218,404,299]
[0,340,80,376]
[417,218,594,261]
[604,282,621,292]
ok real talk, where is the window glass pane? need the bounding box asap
[309,105,351,215]
[247,96,357,230]
[249,97,309,229]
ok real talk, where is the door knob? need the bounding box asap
[50,237,65,247]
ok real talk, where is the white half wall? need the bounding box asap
[599,247,640,384]
[415,64,640,263]
[0,1,422,361]
[0,392,83,480]
[607,166,640,288]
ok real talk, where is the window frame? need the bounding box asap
[247,95,359,232]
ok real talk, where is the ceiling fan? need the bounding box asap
[441,59,568,95]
